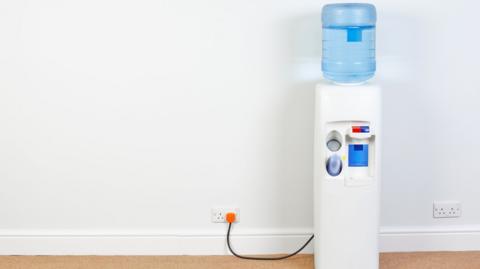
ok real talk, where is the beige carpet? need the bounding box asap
[1,252,480,269]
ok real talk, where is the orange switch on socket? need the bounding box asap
[226,212,236,223]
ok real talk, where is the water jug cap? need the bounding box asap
[322,3,376,27]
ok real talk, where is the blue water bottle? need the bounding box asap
[322,3,376,83]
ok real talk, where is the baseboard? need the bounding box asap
[0,227,315,255]
[380,226,480,252]
[0,226,479,255]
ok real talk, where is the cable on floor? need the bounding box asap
[225,212,314,261]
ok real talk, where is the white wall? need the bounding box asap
[0,0,479,254]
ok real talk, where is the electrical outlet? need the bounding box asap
[433,201,461,218]
[211,207,240,223]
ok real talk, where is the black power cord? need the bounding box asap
[226,222,314,260]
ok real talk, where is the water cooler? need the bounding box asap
[314,4,381,269]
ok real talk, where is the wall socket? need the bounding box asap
[433,201,461,218]
[211,207,240,223]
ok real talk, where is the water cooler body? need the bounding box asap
[314,81,381,269]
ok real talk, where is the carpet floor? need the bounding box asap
[1,252,480,269]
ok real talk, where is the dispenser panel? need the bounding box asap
[323,121,375,183]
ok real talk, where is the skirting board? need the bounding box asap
[0,226,480,255]
[380,226,480,252]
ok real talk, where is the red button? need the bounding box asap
[352,126,362,133]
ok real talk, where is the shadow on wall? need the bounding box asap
[376,11,441,226]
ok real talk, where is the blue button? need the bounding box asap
[348,144,368,167]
